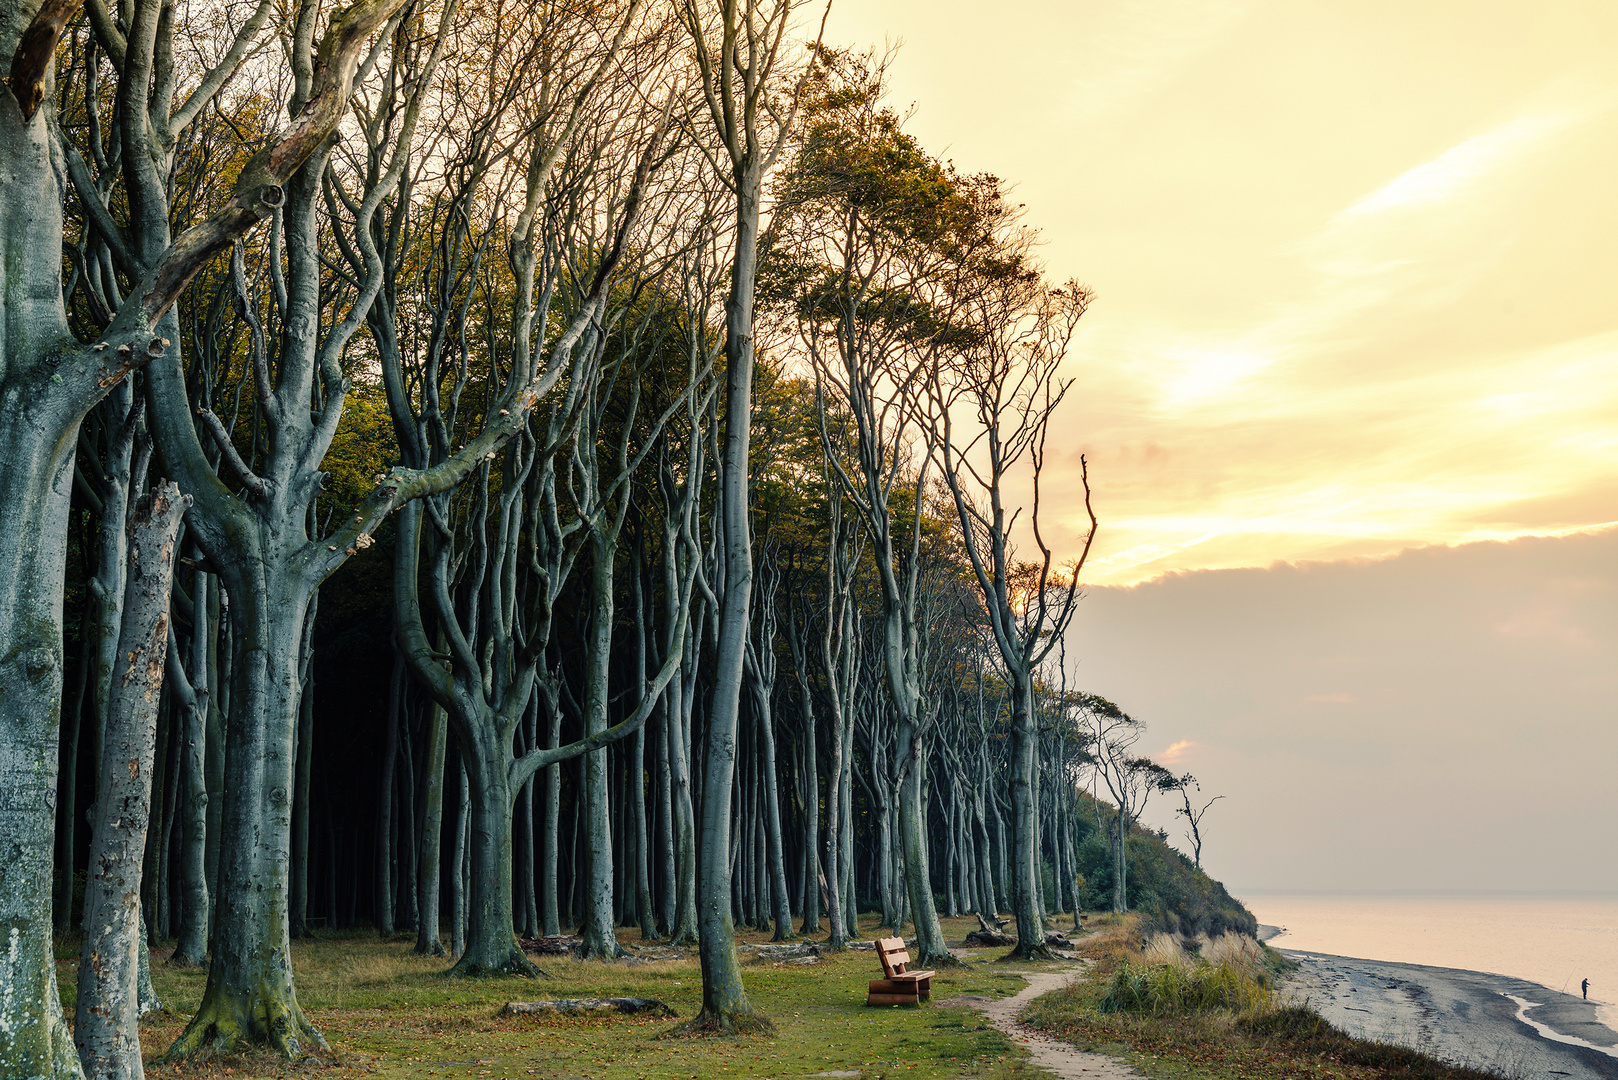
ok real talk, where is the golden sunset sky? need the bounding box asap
[826,0,1618,585]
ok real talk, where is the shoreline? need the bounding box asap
[1257,929,1618,1080]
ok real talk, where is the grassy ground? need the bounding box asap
[1020,915,1506,1080]
[59,913,1065,1080]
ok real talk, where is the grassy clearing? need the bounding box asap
[65,913,1070,1080]
[1023,918,1505,1080]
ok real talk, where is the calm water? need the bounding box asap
[1242,893,1618,1029]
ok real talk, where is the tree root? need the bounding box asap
[161,985,327,1062]
[449,947,549,978]
[573,939,629,962]
[997,941,1059,963]
[663,1008,777,1038]
[919,949,970,970]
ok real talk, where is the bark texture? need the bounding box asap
[75,484,190,1080]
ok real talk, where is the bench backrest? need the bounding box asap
[875,936,911,978]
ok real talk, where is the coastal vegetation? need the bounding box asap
[1025,917,1510,1080]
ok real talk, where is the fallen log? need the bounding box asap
[963,929,1015,947]
[975,911,1009,932]
[754,942,821,961]
[501,998,674,1018]
[520,935,583,956]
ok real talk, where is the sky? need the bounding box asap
[820,2,1618,893]
[824,0,1618,585]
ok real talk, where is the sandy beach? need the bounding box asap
[1259,926,1618,1079]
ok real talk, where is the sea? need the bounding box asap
[1240,892,1618,1030]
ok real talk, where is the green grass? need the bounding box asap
[76,913,1063,1080]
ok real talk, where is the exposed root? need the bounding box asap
[449,948,549,978]
[997,941,1059,964]
[573,939,629,962]
[162,987,327,1062]
[920,950,970,969]
[663,1008,777,1038]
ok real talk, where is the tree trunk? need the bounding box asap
[376,652,402,935]
[75,483,189,1080]
[289,594,315,939]
[451,763,469,956]
[162,563,325,1059]
[171,578,213,963]
[751,679,793,941]
[798,686,821,936]
[633,724,655,939]
[449,733,536,975]
[1112,815,1128,914]
[1004,676,1051,959]
[667,634,700,944]
[415,701,448,955]
[685,161,766,1032]
[656,706,676,936]
[576,541,622,960]
[0,358,86,1079]
[541,708,562,937]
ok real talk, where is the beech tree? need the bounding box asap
[0,0,421,1066]
[677,0,823,1034]
[932,240,1095,958]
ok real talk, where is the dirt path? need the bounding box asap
[967,970,1147,1079]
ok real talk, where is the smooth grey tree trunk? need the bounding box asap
[75,483,189,1080]
[415,701,448,955]
[451,763,469,956]
[656,706,676,935]
[377,651,403,935]
[792,662,820,936]
[541,710,562,936]
[688,173,770,1029]
[162,556,325,1057]
[289,592,316,939]
[0,95,96,1080]
[577,542,621,959]
[169,565,213,964]
[666,609,702,945]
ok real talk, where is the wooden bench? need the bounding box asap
[866,936,935,1006]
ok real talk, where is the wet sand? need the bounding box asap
[1276,945,1618,1079]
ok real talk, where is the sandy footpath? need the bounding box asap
[955,968,1146,1080]
[1278,948,1618,1080]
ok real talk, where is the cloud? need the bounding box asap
[1159,739,1200,765]
[1335,111,1589,224]
[1067,530,1618,892]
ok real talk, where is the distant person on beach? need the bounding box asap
[1582,978,1589,1000]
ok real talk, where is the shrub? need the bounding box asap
[1097,934,1274,1017]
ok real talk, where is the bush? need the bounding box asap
[1097,934,1274,1017]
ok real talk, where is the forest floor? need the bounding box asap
[79,912,1066,1080]
[54,910,1524,1080]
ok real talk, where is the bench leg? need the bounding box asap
[867,991,922,1006]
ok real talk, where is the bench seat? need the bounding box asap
[866,937,934,1006]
